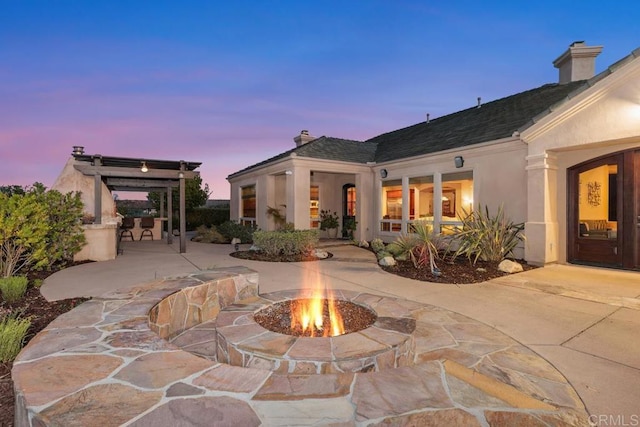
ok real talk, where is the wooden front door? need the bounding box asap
[568,149,639,270]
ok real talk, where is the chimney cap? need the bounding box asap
[553,41,603,84]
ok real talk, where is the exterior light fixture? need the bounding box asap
[380,169,388,178]
[72,146,85,155]
[140,161,149,173]
[178,172,184,179]
[454,156,464,168]
[285,170,293,175]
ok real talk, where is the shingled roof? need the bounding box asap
[227,136,376,178]
[229,80,589,178]
[368,80,587,163]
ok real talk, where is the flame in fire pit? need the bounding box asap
[290,276,345,337]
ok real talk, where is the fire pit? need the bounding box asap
[254,297,376,337]
[216,289,417,374]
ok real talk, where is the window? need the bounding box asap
[381,179,402,232]
[578,163,617,239]
[345,186,356,217]
[310,185,319,228]
[240,185,256,226]
[440,171,473,234]
[408,176,434,232]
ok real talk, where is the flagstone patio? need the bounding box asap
[13,266,590,426]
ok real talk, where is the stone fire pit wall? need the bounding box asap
[148,270,258,340]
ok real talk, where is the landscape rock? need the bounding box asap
[379,256,397,267]
[498,260,523,274]
[358,240,370,248]
[314,249,329,259]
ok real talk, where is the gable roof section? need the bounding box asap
[368,80,587,163]
[227,136,375,178]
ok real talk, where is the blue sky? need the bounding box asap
[1,1,638,198]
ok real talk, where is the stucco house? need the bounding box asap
[227,42,640,270]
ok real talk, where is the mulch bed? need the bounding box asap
[0,265,90,426]
[380,257,537,285]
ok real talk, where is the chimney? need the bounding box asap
[553,41,603,84]
[293,130,315,147]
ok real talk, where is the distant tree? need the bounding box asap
[0,185,26,196]
[147,175,210,212]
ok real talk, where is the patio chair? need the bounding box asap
[120,217,135,241]
[139,216,155,240]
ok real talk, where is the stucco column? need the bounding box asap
[525,152,559,264]
[285,167,311,230]
[256,174,272,230]
[355,171,374,241]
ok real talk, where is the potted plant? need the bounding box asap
[319,210,339,238]
[343,217,357,240]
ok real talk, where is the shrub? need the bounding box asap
[371,238,386,253]
[192,225,227,244]
[376,250,392,260]
[0,191,49,277]
[252,229,319,257]
[387,220,441,274]
[0,313,31,363]
[0,276,28,303]
[217,220,257,243]
[30,185,86,267]
[186,207,230,229]
[451,204,525,264]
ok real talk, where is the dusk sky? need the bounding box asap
[1,1,638,199]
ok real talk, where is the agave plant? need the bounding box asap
[451,204,525,264]
[388,220,442,275]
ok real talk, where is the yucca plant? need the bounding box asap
[0,312,31,362]
[451,204,525,264]
[388,220,441,275]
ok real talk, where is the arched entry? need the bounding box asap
[342,184,356,239]
[567,148,639,270]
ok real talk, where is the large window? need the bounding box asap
[310,185,319,228]
[240,185,256,226]
[578,163,617,238]
[440,171,473,234]
[379,171,474,235]
[381,179,402,231]
[407,176,434,232]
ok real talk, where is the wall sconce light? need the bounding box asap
[380,169,388,178]
[285,170,293,175]
[178,172,184,179]
[140,161,149,173]
[454,156,464,168]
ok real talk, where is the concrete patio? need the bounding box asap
[40,239,640,423]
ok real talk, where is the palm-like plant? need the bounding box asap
[451,204,525,264]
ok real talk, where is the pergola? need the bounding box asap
[72,149,202,253]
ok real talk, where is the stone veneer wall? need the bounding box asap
[149,274,258,340]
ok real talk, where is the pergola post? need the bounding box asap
[159,191,165,240]
[94,173,102,225]
[167,186,173,245]
[179,169,186,253]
